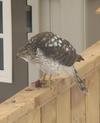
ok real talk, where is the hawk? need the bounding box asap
[17,32,87,92]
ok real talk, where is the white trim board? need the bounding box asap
[27,0,40,84]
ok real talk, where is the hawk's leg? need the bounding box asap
[41,74,54,87]
[48,74,53,86]
[41,73,54,87]
[41,73,48,87]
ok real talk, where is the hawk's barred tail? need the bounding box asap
[72,66,88,93]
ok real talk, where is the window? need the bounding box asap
[0,0,12,83]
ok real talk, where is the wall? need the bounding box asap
[39,0,86,52]
[86,0,100,47]
[0,0,28,102]
[60,0,85,52]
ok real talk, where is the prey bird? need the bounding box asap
[17,32,87,92]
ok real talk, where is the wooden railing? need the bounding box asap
[0,41,100,123]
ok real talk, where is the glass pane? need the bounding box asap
[26,5,32,32]
[0,38,4,70]
[0,1,3,33]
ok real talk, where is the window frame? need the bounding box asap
[0,0,12,83]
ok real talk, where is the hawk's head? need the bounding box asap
[17,43,34,62]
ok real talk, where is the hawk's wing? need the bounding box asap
[27,32,84,66]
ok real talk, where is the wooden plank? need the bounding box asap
[86,70,100,123]
[31,109,41,123]
[35,76,73,107]
[57,90,71,123]
[15,114,28,123]
[0,88,47,123]
[71,86,86,123]
[75,41,100,77]
[41,99,57,123]
[14,109,40,123]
